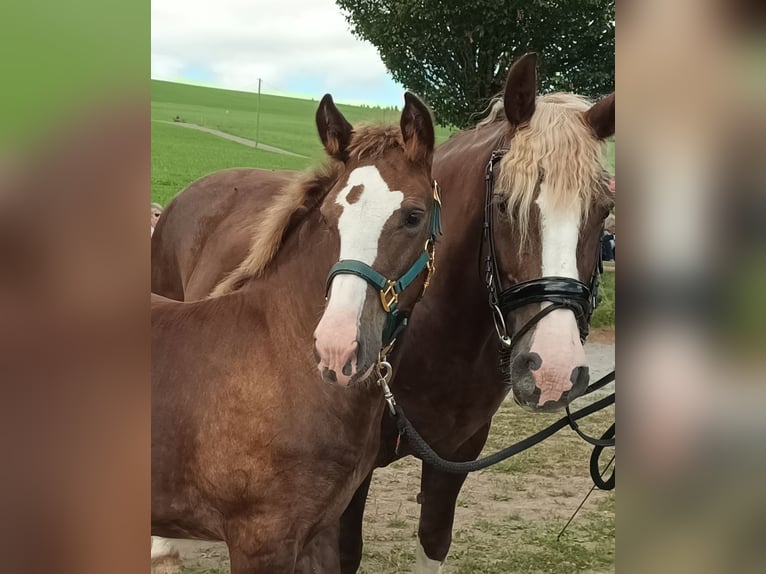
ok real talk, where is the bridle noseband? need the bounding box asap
[482,149,602,349]
[325,181,443,349]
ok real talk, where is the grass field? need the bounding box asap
[151,80,614,206]
[151,121,310,205]
[151,80,457,205]
[592,269,615,329]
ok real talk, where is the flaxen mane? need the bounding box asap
[210,125,405,297]
[479,93,611,244]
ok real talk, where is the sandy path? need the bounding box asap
[153,120,310,158]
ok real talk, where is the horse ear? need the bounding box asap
[400,92,435,165]
[584,92,615,140]
[504,52,538,129]
[316,94,353,162]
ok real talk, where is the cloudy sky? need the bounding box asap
[151,0,405,106]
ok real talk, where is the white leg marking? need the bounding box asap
[415,541,444,574]
[151,536,181,574]
[150,536,178,559]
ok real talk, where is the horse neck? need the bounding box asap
[422,125,506,339]
[235,208,334,340]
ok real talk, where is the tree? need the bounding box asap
[336,0,615,127]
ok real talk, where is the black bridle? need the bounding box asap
[482,148,602,350]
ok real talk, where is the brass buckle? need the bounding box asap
[433,180,442,205]
[380,280,398,312]
[421,240,436,296]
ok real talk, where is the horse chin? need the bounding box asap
[348,362,376,386]
[510,388,569,413]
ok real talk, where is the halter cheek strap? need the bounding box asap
[325,181,443,348]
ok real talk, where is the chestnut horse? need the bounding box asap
[151,92,440,573]
[152,53,615,572]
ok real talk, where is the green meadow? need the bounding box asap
[151,80,614,206]
[151,80,456,205]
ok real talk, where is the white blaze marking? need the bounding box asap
[536,183,580,279]
[325,165,404,324]
[531,183,587,404]
[415,541,444,574]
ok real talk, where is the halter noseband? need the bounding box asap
[326,181,443,348]
[483,149,602,348]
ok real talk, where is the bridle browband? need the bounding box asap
[482,148,602,349]
[325,180,443,349]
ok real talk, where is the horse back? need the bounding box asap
[151,168,296,300]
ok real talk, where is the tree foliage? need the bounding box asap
[336,0,615,127]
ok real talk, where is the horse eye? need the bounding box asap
[496,200,507,215]
[404,210,423,227]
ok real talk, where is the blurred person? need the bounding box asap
[602,213,616,261]
[151,203,163,236]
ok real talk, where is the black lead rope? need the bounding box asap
[590,423,616,490]
[566,371,616,448]
[392,370,615,489]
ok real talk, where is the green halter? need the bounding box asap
[325,181,443,348]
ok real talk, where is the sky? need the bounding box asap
[151,0,406,106]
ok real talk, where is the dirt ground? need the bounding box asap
[172,335,615,573]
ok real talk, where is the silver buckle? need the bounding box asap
[375,359,396,415]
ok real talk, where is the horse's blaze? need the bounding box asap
[313,165,404,385]
[527,184,589,405]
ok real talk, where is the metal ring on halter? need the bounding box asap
[421,239,436,296]
[491,304,512,348]
[375,360,396,415]
[376,360,392,384]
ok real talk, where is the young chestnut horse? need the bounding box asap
[151,53,615,573]
[151,92,440,573]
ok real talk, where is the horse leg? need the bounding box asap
[226,522,299,574]
[150,536,181,574]
[415,423,491,573]
[339,472,373,574]
[295,524,341,574]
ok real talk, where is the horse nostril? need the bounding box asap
[313,345,321,364]
[510,352,543,396]
[323,368,337,383]
[570,366,590,394]
[514,352,542,372]
[342,359,354,377]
